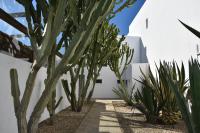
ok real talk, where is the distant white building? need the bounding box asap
[128,0,200,74]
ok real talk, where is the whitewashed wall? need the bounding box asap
[131,63,149,93]
[123,36,148,63]
[128,0,200,75]
[0,53,70,133]
[92,67,118,98]
[92,63,149,98]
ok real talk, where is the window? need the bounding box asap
[96,79,102,84]
[146,18,148,29]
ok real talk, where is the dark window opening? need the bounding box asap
[117,80,120,84]
[146,18,148,29]
[96,79,102,83]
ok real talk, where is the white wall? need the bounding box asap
[123,36,148,63]
[128,0,200,75]
[92,67,118,98]
[131,63,149,93]
[92,63,149,98]
[0,53,70,133]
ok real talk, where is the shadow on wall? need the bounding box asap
[139,38,148,63]
[124,36,148,64]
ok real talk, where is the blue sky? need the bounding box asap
[110,0,146,35]
[0,0,145,45]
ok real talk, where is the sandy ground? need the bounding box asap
[37,100,186,133]
[37,102,93,133]
[112,100,187,133]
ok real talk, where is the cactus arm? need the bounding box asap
[47,45,57,118]
[54,96,63,110]
[28,72,61,133]
[18,0,40,59]
[10,69,28,133]
[113,0,136,14]
[20,65,40,115]
[67,0,114,65]
[36,0,49,23]
[28,1,115,128]
[10,69,21,116]
[62,79,71,103]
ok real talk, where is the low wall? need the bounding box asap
[0,53,70,133]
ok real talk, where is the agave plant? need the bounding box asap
[179,20,200,39]
[134,61,188,124]
[159,59,200,133]
[113,83,135,106]
[158,62,188,124]
[134,67,165,124]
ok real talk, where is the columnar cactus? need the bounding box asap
[62,21,126,111]
[10,0,117,133]
[107,38,134,105]
[10,0,136,132]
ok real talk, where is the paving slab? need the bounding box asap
[76,100,122,133]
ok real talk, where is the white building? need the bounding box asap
[128,0,200,74]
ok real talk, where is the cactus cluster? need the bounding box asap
[10,0,136,132]
[9,0,119,132]
[61,20,131,112]
[107,37,134,106]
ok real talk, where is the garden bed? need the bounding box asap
[37,102,94,133]
[112,101,186,133]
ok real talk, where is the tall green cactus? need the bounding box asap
[108,39,134,105]
[10,0,126,132]
[61,21,127,112]
[86,21,126,102]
